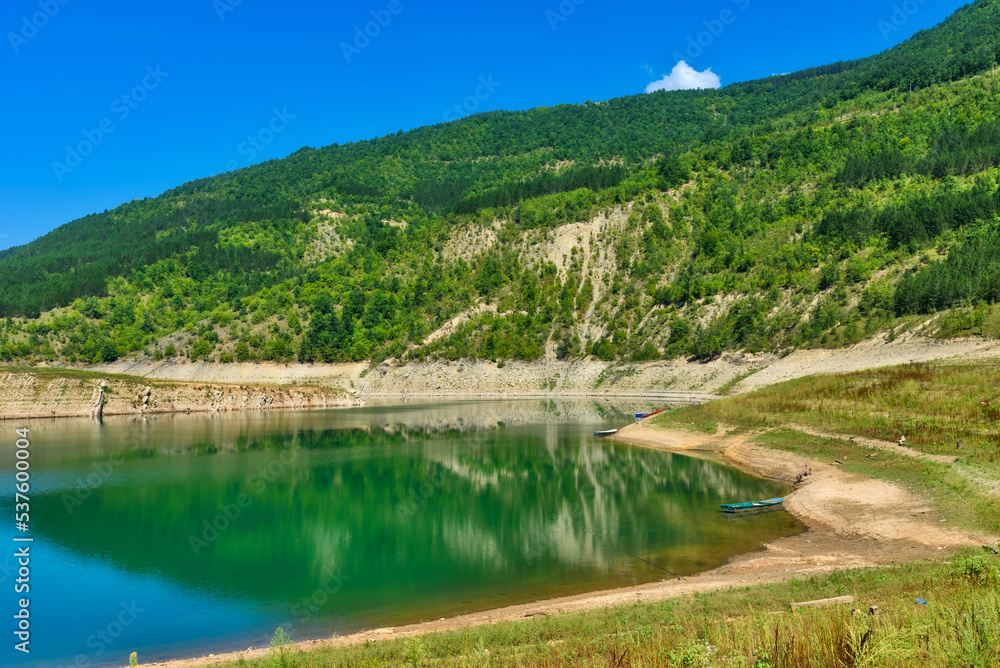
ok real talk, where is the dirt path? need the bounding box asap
[788,424,959,465]
[787,423,1000,498]
[732,334,1000,394]
[151,422,994,668]
[618,423,982,547]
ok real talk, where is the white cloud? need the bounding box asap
[645,61,721,93]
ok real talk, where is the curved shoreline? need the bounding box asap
[149,421,988,668]
[6,331,998,420]
[0,367,718,421]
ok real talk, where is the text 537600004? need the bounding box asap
[13,427,32,654]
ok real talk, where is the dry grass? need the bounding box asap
[754,429,1000,535]
[220,554,1000,667]
[655,362,1000,464]
[190,360,1000,668]
[652,361,1000,535]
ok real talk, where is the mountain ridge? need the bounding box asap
[2,0,999,368]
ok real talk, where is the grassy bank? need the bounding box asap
[652,362,1000,535]
[657,362,1000,463]
[216,553,999,667]
[751,429,1000,536]
[0,364,176,385]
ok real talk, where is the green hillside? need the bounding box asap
[2,0,1000,366]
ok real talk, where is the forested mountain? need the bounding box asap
[2,0,1000,366]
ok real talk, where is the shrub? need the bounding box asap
[954,553,999,587]
[632,341,660,361]
[269,627,291,668]
[593,339,617,361]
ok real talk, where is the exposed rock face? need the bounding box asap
[0,373,355,421]
[91,383,106,419]
[11,333,998,421]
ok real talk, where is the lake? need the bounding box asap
[0,400,801,667]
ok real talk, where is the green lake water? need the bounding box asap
[0,400,801,666]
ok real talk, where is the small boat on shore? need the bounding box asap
[720,497,784,513]
[594,429,618,438]
[634,407,667,420]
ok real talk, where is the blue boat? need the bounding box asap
[720,497,784,513]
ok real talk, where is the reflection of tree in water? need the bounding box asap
[30,398,675,463]
[426,430,783,571]
[31,409,795,625]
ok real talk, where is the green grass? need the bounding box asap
[933,304,1000,340]
[754,429,1000,536]
[0,365,192,391]
[652,362,1000,465]
[713,369,761,396]
[648,361,1000,536]
[217,553,1000,667]
[0,365,159,384]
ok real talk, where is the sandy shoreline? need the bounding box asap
[148,421,991,668]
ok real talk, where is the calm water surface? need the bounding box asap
[0,400,801,666]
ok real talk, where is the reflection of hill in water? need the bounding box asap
[423,438,792,575]
[25,401,798,629]
[26,399,677,463]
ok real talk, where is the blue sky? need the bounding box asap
[0,0,970,250]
